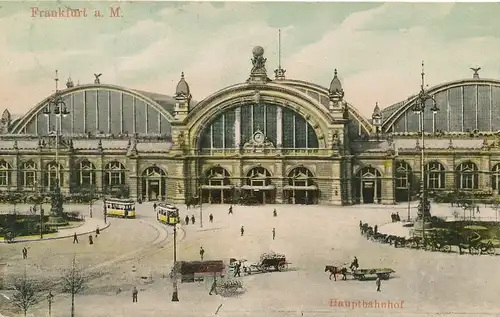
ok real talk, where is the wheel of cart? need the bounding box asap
[278,261,289,271]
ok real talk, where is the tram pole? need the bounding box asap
[172,224,179,301]
[199,186,203,228]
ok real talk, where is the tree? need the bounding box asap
[61,257,86,317]
[10,269,40,317]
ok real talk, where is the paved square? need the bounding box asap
[1,202,499,317]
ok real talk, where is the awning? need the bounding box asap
[200,185,234,190]
[241,185,275,190]
[283,185,318,190]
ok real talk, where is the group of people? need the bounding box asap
[391,212,401,222]
[184,215,196,225]
[72,226,100,245]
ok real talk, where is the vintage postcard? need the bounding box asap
[0,1,498,316]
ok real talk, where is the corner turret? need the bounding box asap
[328,69,345,111]
[0,109,11,134]
[173,72,192,121]
[372,102,382,134]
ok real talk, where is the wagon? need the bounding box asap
[245,252,290,274]
[350,268,395,281]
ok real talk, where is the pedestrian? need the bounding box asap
[132,286,138,302]
[374,225,378,234]
[95,226,100,238]
[209,213,213,223]
[185,215,190,225]
[89,205,93,218]
[272,228,275,240]
[376,275,381,292]
[273,208,277,217]
[240,226,244,236]
[191,215,196,224]
[153,203,157,211]
[200,247,205,261]
[228,205,233,215]
[73,232,79,244]
[209,277,217,295]
[22,247,28,259]
[88,235,93,245]
[234,262,241,277]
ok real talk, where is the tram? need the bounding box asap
[157,203,179,225]
[104,198,136,218]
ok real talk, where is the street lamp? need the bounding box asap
[411,61,439,242]
[171,224,179,301]
[43,70,70,224]
[199,185,203,228]
[407,175,411,222]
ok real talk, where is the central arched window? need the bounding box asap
[246,167,272,187]
[456,161,478,189]
[425,161,446,189]
[79,160,96,187]
[104,161,125,186]
[20,161,37,188]
[199,104,319,150]
[395,161,412,189]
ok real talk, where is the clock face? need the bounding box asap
[253,131,264,144]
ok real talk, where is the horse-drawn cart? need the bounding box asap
[351,268,395,280]
[246,252,290,274]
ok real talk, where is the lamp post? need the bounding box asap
[199,186,203,228]
[43,70,70,225]
[171,224,179,301]
[411,62,439,242]
[407,177,411,222]
[35,181,44,239]
[47,291,54,317]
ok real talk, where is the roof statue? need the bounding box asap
[248,46,270,84]
[94,73,102,84]
[470,67,481,79]
[66,77,74,88]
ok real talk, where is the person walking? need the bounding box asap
[88,235,94,245]
[191,215,196,225]
[209,213,213,223]
[185,215,190,225]
[132,286,138,302]
[376,275,381,292]
[200,247,205,261]
[234,262,241,277]
[228,205,233,215]
[153,203,157,211]
[73,232,79,244]
[240,226,244,236]
[272,228,276,240]
[209,277,217,295]
[89,205,93,218]
[95,226,100,237]
[22,247,28,259]
[273,208,277,217]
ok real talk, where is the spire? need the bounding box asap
[274,29,286,80]
[328,69,344,111]
[175,72,191,96]
[54,69,59,93]
[372,102,382,127]
[421,61,425,90]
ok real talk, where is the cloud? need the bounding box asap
[1,2,500,120]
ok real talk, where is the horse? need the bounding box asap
[324,265,348,281]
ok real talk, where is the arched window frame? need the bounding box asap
[20,161,37,188]
[0,160,11,186]
[79,160,96,186]
[288,167,314,187]
[246,167,272,187]
[205,167,230,186]
[491,164,500,193]
[45,162,64,188]
[456,161,478,190]
[105,161,125,186]
[425,161,446,189]
[395,161,412,189]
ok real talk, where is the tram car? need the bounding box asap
[157,203,180,225]
[104,198,136,218]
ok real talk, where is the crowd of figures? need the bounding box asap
[359,221,497,255]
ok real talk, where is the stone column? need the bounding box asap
[343,158,353,205]
[276,107,283,147]
[274,160,284,203]
[166,161,185,204]
[127,158,138,200]
[480,156,490,189]
[381,159,395,204]
[235,108,241,147]
[12,153,18,191]
[331,160,342,205]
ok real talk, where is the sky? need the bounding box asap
[1,1,500,118]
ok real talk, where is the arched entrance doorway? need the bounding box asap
[284,166,318,204]
[395,161,412,202]
[201,167,233,203]
[242,167,275,204]
[142,166,167,201]
[354,166,382,204]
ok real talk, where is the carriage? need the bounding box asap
[245,252,290,274]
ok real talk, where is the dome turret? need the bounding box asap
[372,102,382,127]
[175,72,190,96]
[329,69,343,94]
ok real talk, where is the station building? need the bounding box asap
[0,46,499,205]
